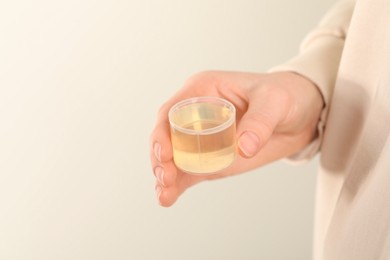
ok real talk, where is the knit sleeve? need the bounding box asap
[270,0,356,162]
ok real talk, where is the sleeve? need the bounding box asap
[269,0,357,163]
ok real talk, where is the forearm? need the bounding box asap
[270,0,357,161]
[272,0,356,104]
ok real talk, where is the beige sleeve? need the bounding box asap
[270,0,357,162]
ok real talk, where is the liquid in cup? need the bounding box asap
[169,97,236,174]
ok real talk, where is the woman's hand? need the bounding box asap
[150,71,323,207]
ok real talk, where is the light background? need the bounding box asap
[0,0,335,259]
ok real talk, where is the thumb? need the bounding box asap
[237,88,290,158]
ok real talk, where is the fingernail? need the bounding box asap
[155,185,162,203]
[238,131,260,157]
[154,142,161,162]
[154,166,165,186]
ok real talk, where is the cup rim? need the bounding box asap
[168,96,236,135]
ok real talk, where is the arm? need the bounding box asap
[150,0,357,206]
[271,0,357,161]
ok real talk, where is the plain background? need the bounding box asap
[0,0,336,259]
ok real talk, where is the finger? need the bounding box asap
[150,93,194,164]
[236,86,291,158]
[150,119,173,163]
[152,160,178,188]
[150,119,179,189]
[156,172,206,207]
[156,182,179,207]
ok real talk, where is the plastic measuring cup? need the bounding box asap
[168,96,237,174]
